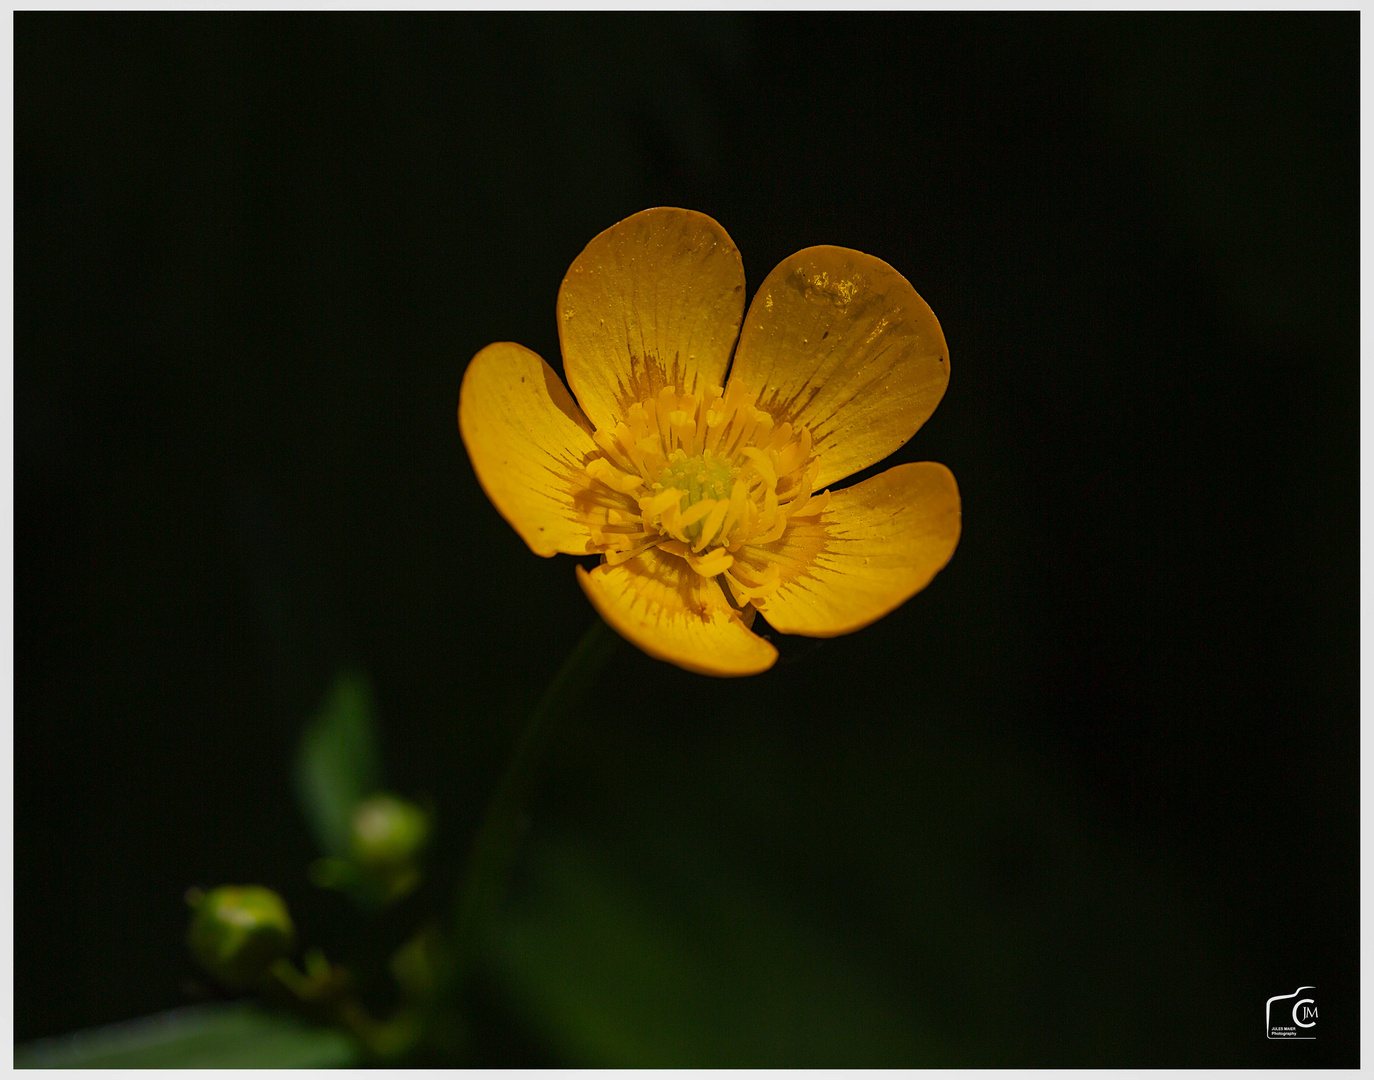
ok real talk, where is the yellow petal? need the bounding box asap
[741,462,960,637]
[730,246,949,488]
[558,207,745,434]
[576,547,777,677]
[458,342,597,557]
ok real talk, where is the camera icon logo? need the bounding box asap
[1266,986,1317,1039]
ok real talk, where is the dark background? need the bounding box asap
[17,13,1357,1066]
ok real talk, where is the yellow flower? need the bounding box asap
[459,208,960,677]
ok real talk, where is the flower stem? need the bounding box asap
[451,617,619,969]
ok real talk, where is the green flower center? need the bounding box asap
[651,450,738,538]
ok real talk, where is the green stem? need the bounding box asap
[452,617,619,966]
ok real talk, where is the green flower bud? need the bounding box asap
[186,885,296,990]
[349,794,430,874]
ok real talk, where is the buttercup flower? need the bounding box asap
[460,208,960,677]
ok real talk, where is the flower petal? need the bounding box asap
[741,462,960,637]
[459,341,597,557]
[577,547,778,677]
[730,246,949,488]
[558,207,746,434]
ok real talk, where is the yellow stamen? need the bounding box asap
[692,499,730,552]
[604,537,664,565]
[573,377,822,583]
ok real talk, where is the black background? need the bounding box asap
[18,13,1357,1066]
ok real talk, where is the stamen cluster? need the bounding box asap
[579,380,830,602]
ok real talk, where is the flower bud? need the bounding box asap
[349,794,430,874]
[186,885,296,989]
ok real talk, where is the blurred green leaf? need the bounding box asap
[14,1003,360,1068]
[295,672,382,859]
[480,703,1245,1067]
[482,836,950,1068]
